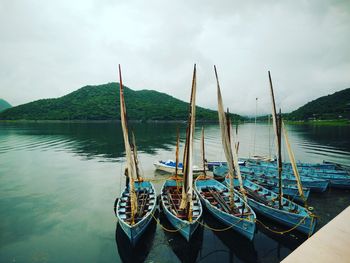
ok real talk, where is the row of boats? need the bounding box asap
[114,65,350,246]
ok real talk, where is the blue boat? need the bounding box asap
[238,165,329,192]
[244,160,350,189]
[160,65,203,242]
[224,177,317,235]
[195,177,256,240]
[115,65,157,246]
[116,181,157,246]
[161,179,202,241]
[243,174,310,203]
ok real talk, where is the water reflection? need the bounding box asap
[115,219,157,263]
[0,122,189,159]
[203,212,258,263]
[159,211,203,263]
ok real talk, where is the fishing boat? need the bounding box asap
[223,176,316,235]
[160,65,203,241]
[115,65,157,246]
[222,71,316,235]
[153,160,204,175]
[245,161,350,189]
[195,126,256,240]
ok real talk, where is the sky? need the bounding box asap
[0,0,349,115]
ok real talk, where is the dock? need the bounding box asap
[282,206,350,262]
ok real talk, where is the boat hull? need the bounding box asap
[116,181,157,246]
[195,178,256,240]
[160,180,202,241]
[154,161,204,175]
[224,178,317,235]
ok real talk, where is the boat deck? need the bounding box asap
[282,206,350,262]
[118,188,155,224]
[162,186,201,220]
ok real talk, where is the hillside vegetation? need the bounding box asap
[0,83,242,121]
[0,99,12,112]
[287,88,350,120]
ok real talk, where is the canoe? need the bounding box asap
[224,177,317,235]
[160,179,203,241]
[195,177,256,240]
[116,180,157,246]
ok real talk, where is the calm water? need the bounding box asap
[0,122,349,263]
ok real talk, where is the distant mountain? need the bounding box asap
[0,99,12,112]
[287,88,350,120]
[0,83,242,121]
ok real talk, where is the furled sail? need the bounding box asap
[179,64,197,221]
[282,121,306,202]
[214,66,246,204]
[118,64,138,224]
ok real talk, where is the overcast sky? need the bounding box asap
[0,0,349,115]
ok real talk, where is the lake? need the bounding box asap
[0,122,349,263]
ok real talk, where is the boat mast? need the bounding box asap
[201,127,206,178]
[118,64,138,224]
[180,64,197,222]
[268,71,283,209]
[282,121,307,205]
[131,132,141,181]
[175,128,180,179]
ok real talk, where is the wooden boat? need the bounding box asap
[153,160,204,175]
[243,159,350,189]
[194,66,256,240]
[242,174,310,203]
[224,177,316,235]
[220,71,317,236]
[115,65,157,246]
[195,178,256,240]
[160,64,203,241]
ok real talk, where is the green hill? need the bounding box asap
[0,83,242,121]
[0,99,12,112]
[287,88,350,120]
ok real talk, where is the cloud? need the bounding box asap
[0,0,349,115]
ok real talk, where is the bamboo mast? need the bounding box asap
[179,64,196,222]
[201,127,207,178]
[131,132,141,181]
[175,128,180,179]
[282,121,307,205]
[118,64,138,224]
[268,70,283,209]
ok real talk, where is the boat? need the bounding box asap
[222,71,317,235]
[195,178,256,240]
[223,177,316,235]
[115,65,157,246]
[153,160,204,175]
[160,64,203,241]
[195,124,256,240]
[213,162,328,193]
[245,161,350,189]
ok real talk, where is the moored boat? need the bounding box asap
[153,160,204,175]
[224,177,317,235]
[160,64,203,241]
[195,177,256,240]
[115,65,157,246]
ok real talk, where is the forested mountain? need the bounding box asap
[0,99,12,112]
[0,83,242,121]
[287,88,350,120]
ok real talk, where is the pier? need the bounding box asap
[282,206,350,262]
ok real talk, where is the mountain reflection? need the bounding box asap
[0,122,190,160]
